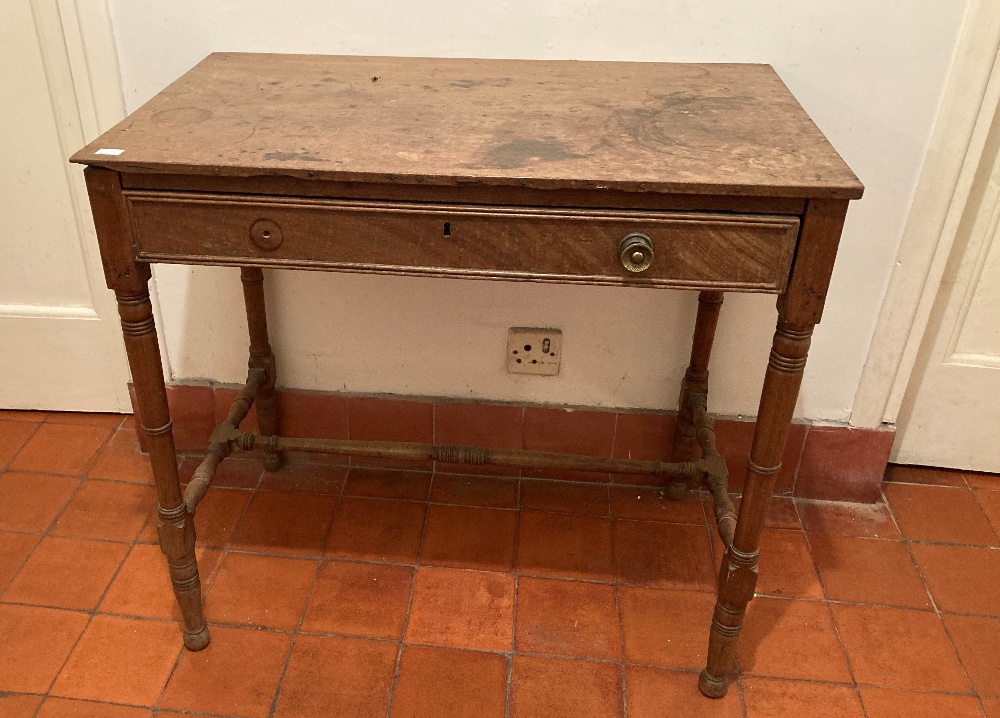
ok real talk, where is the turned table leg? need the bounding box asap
[670,290,724,498]
[240,267,282,471]
[86,167,208,650]
[118,285,209,650]
[698,320,812,697]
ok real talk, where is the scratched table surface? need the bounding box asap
[71,53,862,199]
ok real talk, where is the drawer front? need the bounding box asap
[126,192,800,291]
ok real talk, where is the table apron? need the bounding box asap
[125,190,800,292]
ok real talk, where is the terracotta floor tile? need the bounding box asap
[0,419,38,466]
[519,480,609,516]
[859,686,985,718]
[325,497,425,563]
[0,471,78,532]
[713,419,806,495]
[610,486,706,523]
[430,473,518,508]
[517,510,614,580]
[626,666,743,718]
[11,423,112,475]
[179,454,262,489]
[613,519,715,591]
[301,560,413,638]
[100,544,222,620]
[187,486,252,548]
[754,529,823,599]
[435,400,523,447]
[516,576,620,659]
[434,402,522,477]
[37,697,153,717]
[706,495,801,530]
[885,483,999,546]
[231,490,336,556]
[986,698,1000,718]
[348,396,433,443]
[943,614,1000,698]
[87,429,153,484]
[344,466,432,501]
[0,694,44,717]
[809,535,931,609]
[47,413,126,429]
[0,409,48,421]
[510,654,623,718]
[977,489,1000,533]
[406,566,514,651]
[737,597,852,682]
[160,625,291,718]
[742,677,864,718]
[390,644,507,718]
[523,406,615,483]
[0,604,88,693]
[3,536,127,610]
[257,459,346,494]
[795,499,900,539]
[966,471,1000,490]
[0,531,39,589]
[273,634,397,718]
[52,615,180,706]
[884,464,968,487]
[276,390,348,441]
[620,586,715,669]
[831,603,968,692]
[420,504,518,571]
[911,543,1000,616]
[206,552,317,630]
[51,480,155,542]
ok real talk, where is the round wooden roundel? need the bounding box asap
[249,218,283,250]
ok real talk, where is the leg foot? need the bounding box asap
[262,451,284,472]
[183,624,211,651]
[666,480,688,501]
[698,669,729,698]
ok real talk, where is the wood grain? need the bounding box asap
[125,192,799,292]
[71,53,863,199]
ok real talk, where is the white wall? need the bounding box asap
[108,0,969,421]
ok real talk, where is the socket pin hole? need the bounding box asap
[516,358,522,363]
[531,360,537,364]
[443,222,451,236]
[512,350,518,354]
[550,352,556,356]
[523,344,532,351]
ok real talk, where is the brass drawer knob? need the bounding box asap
[619,233,654,272]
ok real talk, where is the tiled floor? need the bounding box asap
[1,410,999,717]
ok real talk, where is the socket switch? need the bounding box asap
[507,327,562,376]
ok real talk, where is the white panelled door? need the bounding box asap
[895,104,1000,471]
[0,1,130,410]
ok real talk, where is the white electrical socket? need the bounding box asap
[507,327,562,375]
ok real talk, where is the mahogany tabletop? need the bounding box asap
[71,53,862,200]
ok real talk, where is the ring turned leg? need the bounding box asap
[240,267,283,471]
[86,166,209,652]
[670,291,724,498]
[699,320,813,697]
[118,286,209,651]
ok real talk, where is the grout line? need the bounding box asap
[264,554,324,718]
[1,418,46,473]
[383,481,431,718]
[613,583,629,718]
[882,485,983,702]
[799,524,871,718]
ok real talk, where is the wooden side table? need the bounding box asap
[72,53,862,698]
